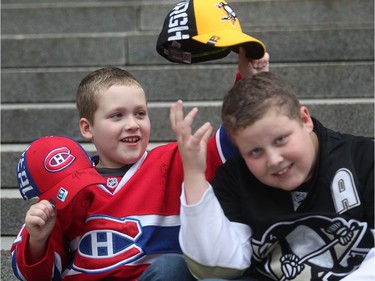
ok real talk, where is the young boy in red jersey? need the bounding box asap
[174,72,374,280]
[11,48,270,280]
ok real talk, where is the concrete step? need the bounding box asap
[1,98,374,189]
[1,3,140,35]
[2,27,374,68]
[2,96,374,183]
[1,99,374,144]
[1,191,37,237]
[1,62,374,104]
[1,0,372,35]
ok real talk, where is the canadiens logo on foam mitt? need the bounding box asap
[16,135,105,210]
[156,0,266,64]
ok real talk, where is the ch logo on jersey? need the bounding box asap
[252,216,372,280]
[44,146,75,172]
[73,217,143,273]
[216,2,237,26]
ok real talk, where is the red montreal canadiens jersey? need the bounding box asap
[11,129,230,281]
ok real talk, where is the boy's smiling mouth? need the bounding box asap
[273,164,293,177]
[122,137,140,143]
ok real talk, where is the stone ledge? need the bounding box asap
[2,0,373,34]
[1,62,373,103]
[1,100,373,144]
[2,28,374,67]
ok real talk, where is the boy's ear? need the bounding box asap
[300,106,314,132]
[79,118,93,140]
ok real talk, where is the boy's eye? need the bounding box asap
[110,112,123,119]
[249,148,262,157]
[135,111,147,118]
[275,136,287,145]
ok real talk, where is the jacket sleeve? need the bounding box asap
[179,184,252,279]
[11,217,70,281]
[340,248,375,281]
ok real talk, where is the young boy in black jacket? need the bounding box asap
[173,72,374,280]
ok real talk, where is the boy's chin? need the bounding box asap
[122,150,146,164]
[268,181,300,192]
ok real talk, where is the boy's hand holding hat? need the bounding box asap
[156,0,266,64]
[16,136,105,210]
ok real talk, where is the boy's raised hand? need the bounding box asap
[170,100,212,204]
[238,47,270,79]
[170,100,212,172]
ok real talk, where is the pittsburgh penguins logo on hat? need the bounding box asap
[216,2,237,25]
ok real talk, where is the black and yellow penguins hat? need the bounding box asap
[156,0,266,64]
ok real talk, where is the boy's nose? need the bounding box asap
[266,150,283,168]
[124,116,140,130]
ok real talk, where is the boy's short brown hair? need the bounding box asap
[76,67,143,124]
[222,72,301,136]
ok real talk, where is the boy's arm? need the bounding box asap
[170,102,252,278]
[24,200,56,263]
[340,248,375,281]
[340,142,375,280]
[11,226,62,281]
[179,185,252,279]
[11,200,67,281]
[170,100,211,204]
[170,52,269,277]
[238,47,269,80]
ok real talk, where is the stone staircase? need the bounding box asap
[1,0,373,279]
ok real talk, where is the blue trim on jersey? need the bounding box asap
[11,249,23,281]
[136,225,181,254]
[52,266,62,281]
[219,124,238,160]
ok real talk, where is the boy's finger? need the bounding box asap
[238,46,246,58]
[169,102,177,129]
[174,100,184,124]
[180,108,198,141]
[170,100,184,132]
[192,122,212,145]
[37,200,55,213]
[203,124,213,142]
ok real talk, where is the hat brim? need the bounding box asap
[156,39,231,64]
[192,30,266,60]
[38,167,105,210]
